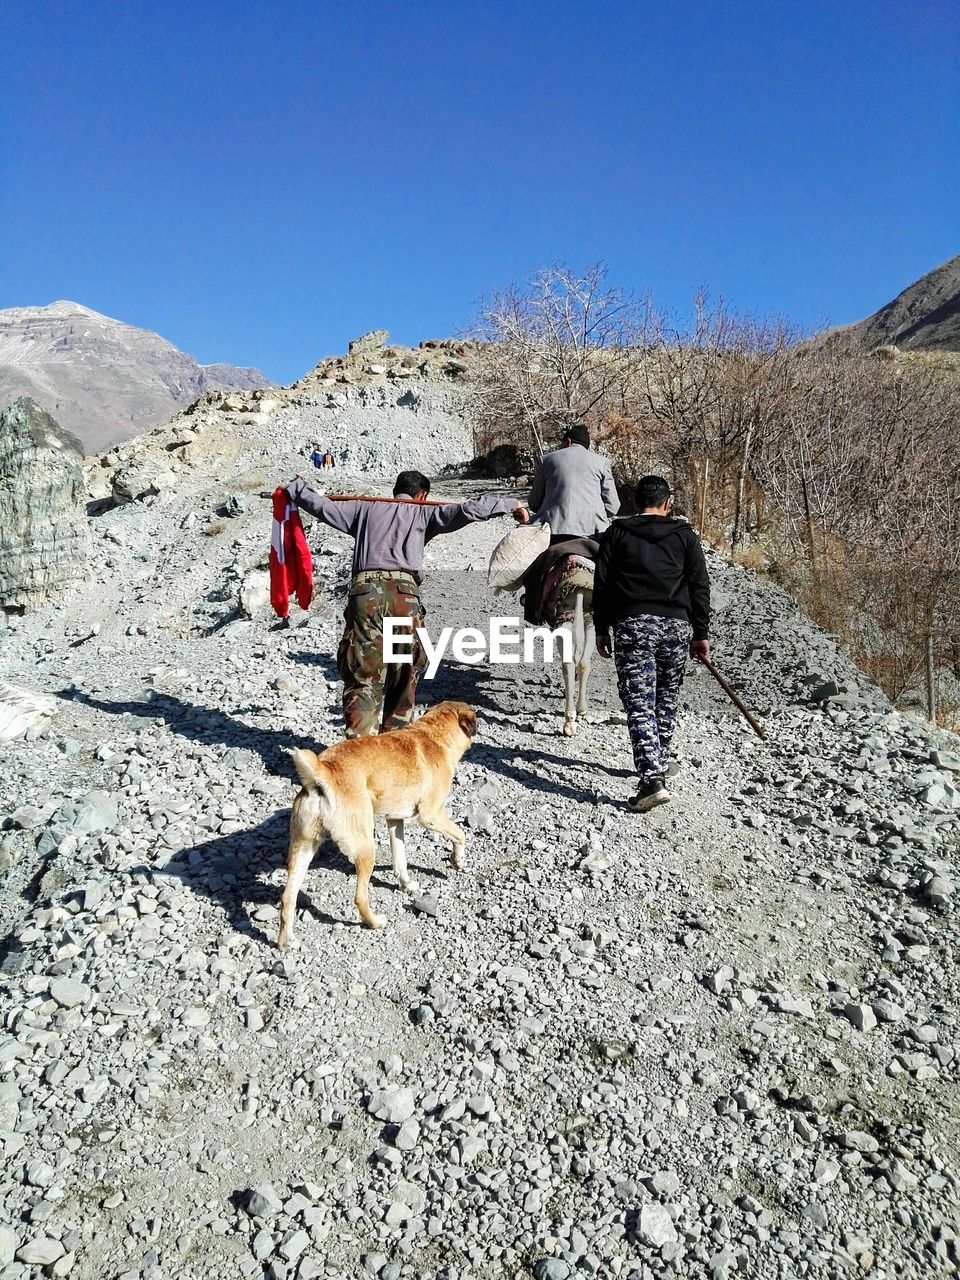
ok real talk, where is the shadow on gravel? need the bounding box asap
[62,688,320,777]
[162,811,350,941]
[471,742,606,804]
[163,812,444,941]
[286,649,341,683]
[424,660,626,803]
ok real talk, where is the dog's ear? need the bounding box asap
[458,707,478,739]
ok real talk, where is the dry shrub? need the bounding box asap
[473,266,960,710]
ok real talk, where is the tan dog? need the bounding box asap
[278,701,477,947]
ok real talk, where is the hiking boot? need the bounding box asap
[665,758,681,779]
[628,779,671,813]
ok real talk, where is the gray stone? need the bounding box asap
[392,1119,420,1151]
[245,1183,284,1218]
[69,791,118,834]
[922,781,959,810]
[0,684,57,742]
[809,680,840,703]
[650,1170,681,1196]
[885,1159,918,1191]
[16,1236,65,1265]
[0,1226,18,1266]
[49,977,91,1008]
[279,1230,309,1262]
[707,966,735,995]
[367,1087,415,1124]
[843,1002,877,1032]
[348,329,389,355]
[638,1203,678,1247]
[533,1261,571,1280]
[924,876,955,906]
[842,1130,880,1154]
[239,570,271,618]
[0,397,90,609]
[112,456,177,505]
[872,999,905,1024]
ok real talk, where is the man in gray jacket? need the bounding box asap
[528,422,620,541]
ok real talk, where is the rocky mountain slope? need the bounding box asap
[0,302,274,454]
[1,394,959,1279]
[844,254,960,353]
[81,332,479,507]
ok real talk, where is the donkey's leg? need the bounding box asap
[577,612,595,718]
[560,619,578,736]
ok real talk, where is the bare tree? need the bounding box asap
[472,263,644,462]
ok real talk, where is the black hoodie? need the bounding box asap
[593,515,710,639]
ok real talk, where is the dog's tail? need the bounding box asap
[289,748,330,800]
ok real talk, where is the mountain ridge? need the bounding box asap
[842,253,960,352]
[0,300,274,453]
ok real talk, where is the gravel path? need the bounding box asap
[1,444,959,1279]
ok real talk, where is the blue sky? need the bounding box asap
[2,0,957,383]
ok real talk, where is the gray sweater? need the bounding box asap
[528,444,620,538]
[286,477,517,582]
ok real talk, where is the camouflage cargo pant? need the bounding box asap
[613,614,691,787]
[337,572,427,738]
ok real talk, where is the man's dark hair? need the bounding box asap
[635,475,671,510]
[394,470,431,497]
[563,423,590,448]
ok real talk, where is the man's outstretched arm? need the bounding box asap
[284,476,360,533]
[425,493,527,539]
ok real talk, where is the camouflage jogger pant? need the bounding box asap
[613,614,691,787]
[337,572,427,738]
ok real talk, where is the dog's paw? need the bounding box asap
[562,718,577,737]
[401,878,421,895]
[367,913,387,930]
[278,932,300,952]
[449,849,464,872]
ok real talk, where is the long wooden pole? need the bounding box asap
[324,494,456,507]
[262,491,455,508]
[700,656,767,740]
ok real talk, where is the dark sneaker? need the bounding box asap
[665,759,681,779]
[628,779,671,813]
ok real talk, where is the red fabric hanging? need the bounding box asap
[270,487,313,617]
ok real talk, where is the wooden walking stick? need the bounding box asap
[700,656,767,740]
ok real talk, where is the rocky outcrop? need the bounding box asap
[348,328,389,355]
[0,301,275,453]
[0,397,91,609]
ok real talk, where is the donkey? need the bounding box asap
[538,554,596,736]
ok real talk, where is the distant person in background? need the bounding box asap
[593,474,710,813]
[528,420,620,542]
[310,448,325,470]
[322,450,335,469]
